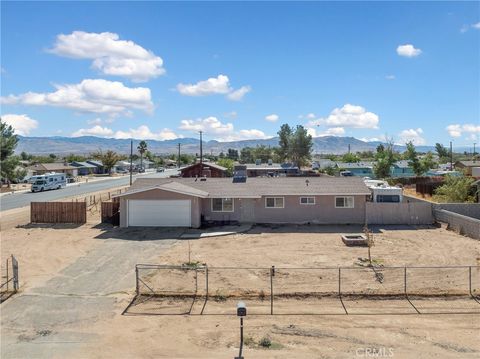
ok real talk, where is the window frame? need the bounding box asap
[211,198,234,212]
[265,197,285,209]
[335,196,354,208]
[299,196,316,205]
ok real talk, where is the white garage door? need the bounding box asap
[128,200,191,227]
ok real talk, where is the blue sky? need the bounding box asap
[1,1,479,146]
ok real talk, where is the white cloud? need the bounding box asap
[226,86,251,101]
[446,123,480,139]
[398,128,426,145]
[114,125,180,141]
[179,116,269,141]
[385,75,396,80]
[176,75,251,101]
[49,31,165,82]
[265,113,279,122]
[307,126,345,137]
[473,22,480,29]
[460,25,470,33]
[308,104,379,129]
[71,124,180,141]
[1,114,39,136]
[396,44,422,58]
[87,118,103,125]
[359,137,381,142]
[72,125,114,137]
[1,79,154,116]
[462,22,480,32]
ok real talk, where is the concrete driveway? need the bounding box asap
[0,228,181,359]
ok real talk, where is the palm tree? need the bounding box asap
[137,140,148,171]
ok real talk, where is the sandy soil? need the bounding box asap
[1,216,479,358]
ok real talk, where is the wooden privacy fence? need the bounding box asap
[101,201,120,225]
[31,202,87,224]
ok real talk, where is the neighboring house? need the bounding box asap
[113,177,370,228]
[134,159,155,169]
[390,160,415,177]
[70,161,98,176]
[86,160,107,174]
[245,162,299,177]
[114,160,133,172]
[335,162,374,177]
[455,160,480,176]
[180,162,227,178]
[27,163,78,177]
[312,159,336,170]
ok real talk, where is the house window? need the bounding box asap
[300,197,315,205]
[335,196,354,208]
[211,198,234,212]
[265,197,284,208]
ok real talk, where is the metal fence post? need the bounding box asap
[469,266,472,296]
[404,267,407,295]
[270,266,275,315]
[338,267,341,295]
[205,265,209,300]
[5,258,9,293]
[135,265,139,296]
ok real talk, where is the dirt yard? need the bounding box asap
[1,218,479,358]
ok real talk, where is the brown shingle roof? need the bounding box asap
[126,177,370,198]
[27,163,76,171]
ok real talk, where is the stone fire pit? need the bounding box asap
[341,234,367,246]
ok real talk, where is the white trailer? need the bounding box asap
[364,179,403,202]
[31,173,67,192]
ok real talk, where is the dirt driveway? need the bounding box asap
[1,225,180,359]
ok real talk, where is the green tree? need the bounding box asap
[0,119,21,185]
[92,150,121,175]
[20,151,31,161]
[227,148,239,160]
[373,140,395,178]
[65,153,86,163]
[287,125,313,167]
[253,145,274,163]
[434,175,475,203]
[435,143,449,160]
[405,142,436,176]
[137,140,147,170]
[277,124,293,162]
[217,158,235,176]
[322,165,336,176]
[240,147,254,163]
[341,152,360,163]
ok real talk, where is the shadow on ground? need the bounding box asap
[15,223,84,230]
[94,226,186,241]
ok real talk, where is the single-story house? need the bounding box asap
[114,160,133,172]
[113,177,370,228]
[180,162,227,178]
[335,162,374,177]
[70,161,98,176]
[245,162,299,177]
[134,159,155,170]
[455,160,480,176]
[27,163,78,177]
[390,160,415,177]
[86,160,107,174]
[312,159,336,170]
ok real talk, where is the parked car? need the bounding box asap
[156,167,165,173]
[138,167,145,173]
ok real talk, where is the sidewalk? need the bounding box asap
[180,224,252,239]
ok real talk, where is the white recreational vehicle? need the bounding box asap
[31,173,67,192]
[364,179,403,203]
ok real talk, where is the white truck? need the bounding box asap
[31,173,67,192]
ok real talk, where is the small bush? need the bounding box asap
[259,337,272,348]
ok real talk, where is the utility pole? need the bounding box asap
[199,131,203,164]
[474,143,477,163]
[450,141,453,171]
[177,143,181,168]
[348,143,351,154]
[129,140,133,186]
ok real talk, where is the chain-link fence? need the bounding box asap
[127,264,480,315]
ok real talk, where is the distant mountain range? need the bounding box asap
[16,135,461,156]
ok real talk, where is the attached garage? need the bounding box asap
[127,199,191,227]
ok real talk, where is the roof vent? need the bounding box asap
[305,179,310,186]
[255,159,261,166]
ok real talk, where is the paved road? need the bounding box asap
[0,169,179,211]
[1,228,180,359]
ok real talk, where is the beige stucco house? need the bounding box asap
[114,177,371,228]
